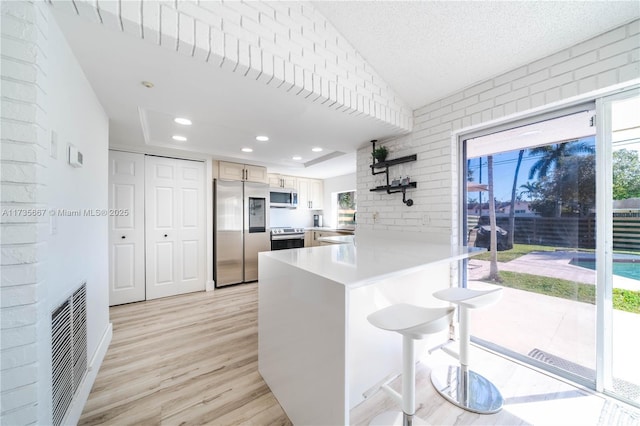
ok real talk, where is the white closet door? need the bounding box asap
[108,151,145,306]
[145,156,205,299]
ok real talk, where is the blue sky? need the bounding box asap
[467,136,596,203]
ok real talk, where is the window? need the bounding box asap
[336,191,356,228]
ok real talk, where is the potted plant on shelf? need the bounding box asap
[372,146,388,163]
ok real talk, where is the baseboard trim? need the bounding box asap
[63,322,113,424]
[206,279,215,291]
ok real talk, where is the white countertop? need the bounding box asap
[262,234,484,289]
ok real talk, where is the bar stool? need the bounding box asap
[430,287,503,414]
[367,304,454,426]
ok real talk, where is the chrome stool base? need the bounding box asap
[370,411,428,426]
[430,365,503,414]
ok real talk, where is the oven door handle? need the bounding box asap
[270,234,305,241]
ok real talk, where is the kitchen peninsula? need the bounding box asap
[257,232,484,425]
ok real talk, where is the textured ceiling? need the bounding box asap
[314,1,640,109]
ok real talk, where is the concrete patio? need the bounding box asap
[466,253,640,405]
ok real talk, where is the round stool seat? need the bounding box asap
[367,304,454,425]
[367,304,455,339]
[432,287,501,309]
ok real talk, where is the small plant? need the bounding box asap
[372,146,388,162]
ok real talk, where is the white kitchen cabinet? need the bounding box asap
[219,161,268,184]
[268,173,297,189]
[297,178,324,210]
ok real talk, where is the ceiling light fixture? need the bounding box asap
[292,156,302,160]
[312,147,323,152]
[519,130,542,137]
[141,81,154,88]
[242,147,253,153]
[172,135,187,141]
[256,135,269,142]
[174,117,192,125]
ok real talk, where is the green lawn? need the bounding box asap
[473,243,556,262]
[474,243,640,313]
[484,270,640,314]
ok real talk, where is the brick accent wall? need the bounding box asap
[1,1,49,424]
[357,19,640,242]
[48,0,413,132]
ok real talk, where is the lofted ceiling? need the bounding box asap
[53,2,639,179]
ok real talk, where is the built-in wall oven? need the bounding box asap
[270,228,305,250]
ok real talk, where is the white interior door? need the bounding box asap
[108,150,145,306]
[145,156,205,299]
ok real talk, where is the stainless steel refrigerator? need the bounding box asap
[214,179,270,287]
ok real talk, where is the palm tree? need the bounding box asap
[528,141,595,217]
[519,181,541,200]
[508,150,524,247]
[487,155,500,282]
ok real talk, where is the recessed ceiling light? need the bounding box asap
[242,147,253,153]
[256,136,269,142]
[312,147,323,152]
[292,156,302,160]
[519,130,542,137]
[174,117,192,125]
[172,135,187,141]
[141,81,154,88]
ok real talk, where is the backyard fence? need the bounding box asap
[468,214,640,251]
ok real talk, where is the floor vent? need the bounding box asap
[51,283,87,426]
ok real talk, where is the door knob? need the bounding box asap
[164,234,168,237]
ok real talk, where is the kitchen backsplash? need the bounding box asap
[270,208,320,228]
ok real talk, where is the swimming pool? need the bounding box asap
[570,258,640,281]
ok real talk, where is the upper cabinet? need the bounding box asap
[219,161,268,184]
[297,178,323,210]
[268,173,297,189]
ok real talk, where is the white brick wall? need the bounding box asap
[357,20,640,243]
[48,0,412,132]
[1,1,48,424]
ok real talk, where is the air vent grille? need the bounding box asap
[51,283,87,426]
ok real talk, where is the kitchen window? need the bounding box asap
[337,190,356,228]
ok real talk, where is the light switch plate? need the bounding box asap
[68,144,83,167]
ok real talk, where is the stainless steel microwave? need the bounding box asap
[269,188,298,208]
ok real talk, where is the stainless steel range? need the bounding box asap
[270,228,305,250]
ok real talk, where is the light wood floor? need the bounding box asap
[81,283,640,425]
[79,283,291,425]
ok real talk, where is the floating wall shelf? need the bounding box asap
[369,140,417,206]
[370,154,418,170]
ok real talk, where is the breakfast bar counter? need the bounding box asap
[258,233,484,425]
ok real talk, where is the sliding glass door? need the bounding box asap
[461,88,640,407]
[597,89,640,405]
[463,107,599,387]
